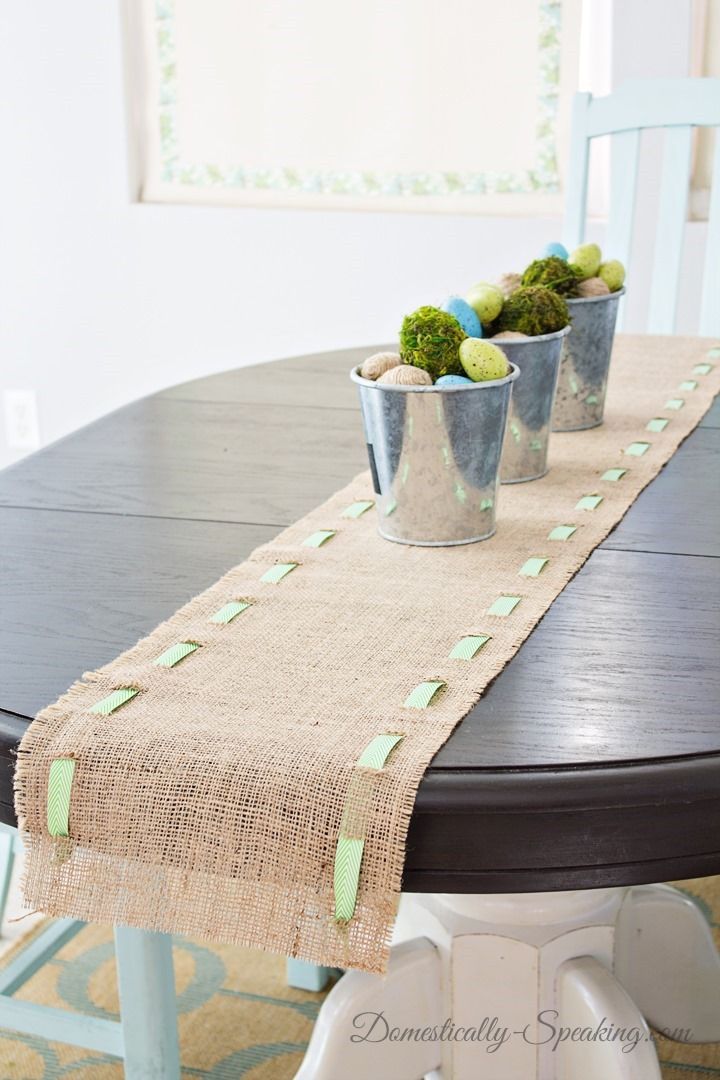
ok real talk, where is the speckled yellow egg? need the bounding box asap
[465,282,504,324]
[598,260,626,292]
[459,339,509,382]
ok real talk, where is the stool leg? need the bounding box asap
[114,927,180,1080]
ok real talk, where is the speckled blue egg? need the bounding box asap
[542,241,568,260]
[442,296,483,338]
[435,374,475,387]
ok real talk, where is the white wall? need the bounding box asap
[0,1,699,469]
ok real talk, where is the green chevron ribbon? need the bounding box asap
[341,500,374,519]
[47,758,76,838]
[302,530,336,548]
[449,634,490,660]
[333,733,404,923]
[333,837,365,923]
[153,642,199,667]
[260,563,298,584]
[519,557,549,578]
[89,688,139,715]
[548,524,577,541]
[625,442,650,457]
[209,600,250,624]
[487,595,522,617]
[403,680,445,709]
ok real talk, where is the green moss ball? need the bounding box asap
[492,286,569,337]
[521,256,582,297]
[399,305,467,379]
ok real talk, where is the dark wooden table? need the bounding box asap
[2,345,719,893]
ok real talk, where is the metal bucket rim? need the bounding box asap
[491,324,571,346]
[567,286,627,307]
[350,360,520,394]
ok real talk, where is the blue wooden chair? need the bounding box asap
[563,77,720,335]
[0,824,179,1077]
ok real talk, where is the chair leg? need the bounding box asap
[114,927,180,1080]
[286,958,335,991]
[0,825,17,934]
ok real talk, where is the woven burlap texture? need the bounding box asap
[15,335,720,973]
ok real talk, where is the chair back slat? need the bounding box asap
[607,130,641,331]
[700,131,720,336]
[586,78,720,137]
[607,130,641,273]
[565,79,720,335]
[562,93,592,250]
[647,127,693,334]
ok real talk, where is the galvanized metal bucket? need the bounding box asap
[499,326,570,484]
[351,363,519,546]
[551,288,626,431]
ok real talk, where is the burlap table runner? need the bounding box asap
[15,335,719,973]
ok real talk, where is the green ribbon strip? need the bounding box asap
[333,836,365,923]
[679,380,698,392]
[449,635,490,660]
[89,688,139,715]
[602,468,626,482]
[302,530,336,548]
[487,595,522,617]
[625,442,650,457]
[707,347,720,357]
[356,733,404,769]
[576,494,603,510]
[665,398,684,410]
[47,758,76,838]
[693,363,713,376]
[519,557,548,578]
[548,524,577,541]
[403,680,445,709]
[153,642,199,667]
[210,600,251,624]
[646,418,669,433]
[341,500,374,519]
[333,733,404,922]
[260,563,298,584]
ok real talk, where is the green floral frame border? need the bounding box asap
[154,0,562,199]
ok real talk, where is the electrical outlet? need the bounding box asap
[3,389,41,450]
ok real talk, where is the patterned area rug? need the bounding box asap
[0,879,718,1078]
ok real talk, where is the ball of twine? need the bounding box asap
[377,365,433,386]
[360,351,402,380]
[576,276,610,298]
[497,272,522,299]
